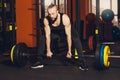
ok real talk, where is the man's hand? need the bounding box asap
[66,51,72,58]
[46,51,53,58]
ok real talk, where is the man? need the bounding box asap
[31,4,88,71]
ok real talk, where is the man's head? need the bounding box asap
[47,4,58,21]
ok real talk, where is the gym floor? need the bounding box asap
[0,58,120,80]
[0,42,120,80]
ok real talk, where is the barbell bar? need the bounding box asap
[81,55,120,58]
[9,42,119,70]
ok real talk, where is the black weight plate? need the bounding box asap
[12,43,28,67]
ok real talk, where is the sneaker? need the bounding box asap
[79,65,88,71]
[74,58,88,71]
[31,61,44,69]
[78,62,88,71]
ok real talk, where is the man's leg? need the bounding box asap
[31,35,45,69]
[71,26,88,70]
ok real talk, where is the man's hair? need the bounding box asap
[48,3,58,9]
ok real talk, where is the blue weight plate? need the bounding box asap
[99,44,105,69]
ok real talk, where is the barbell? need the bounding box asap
[9,42,120,69]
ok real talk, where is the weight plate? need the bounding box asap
[95,44,101,69]
[99,44,105,69]
[95,44,108,70]
[10,45,16,63]
[88,36,93,50]
[12,43,28,67]
[90,36,93,50]
[74,49,79,59]
[88,36,96,51]
[103,45,110,67]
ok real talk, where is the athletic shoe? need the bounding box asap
[31,61,44,69]
[78,61,88,71]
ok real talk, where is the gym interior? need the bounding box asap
[0,0,120,80]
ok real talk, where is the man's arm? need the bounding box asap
[62,14,72,58]
[43,18,53,57]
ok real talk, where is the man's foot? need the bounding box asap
[74,58,88,71]
[31,61,44,69]
[78,61,88,71]
[79,65,88,71]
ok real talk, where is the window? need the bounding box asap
[44,0,67,15]
[90,0,118,26]
[39,0,67,18]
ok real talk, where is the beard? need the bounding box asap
[49,15,58,24]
